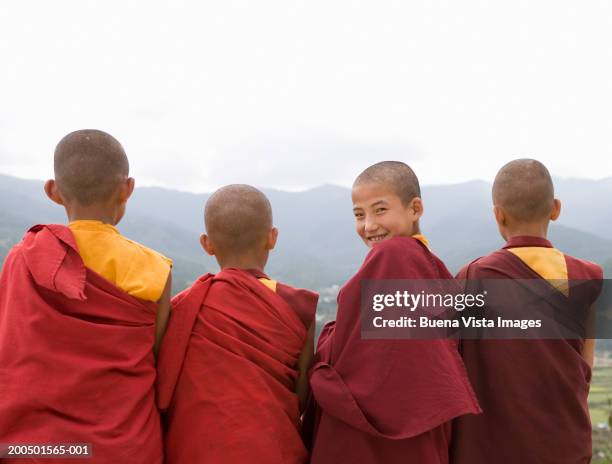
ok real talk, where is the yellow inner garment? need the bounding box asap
[258,278,278,293]
[412,234,430,249]
[508,246,569,295]
[69,220,172,302]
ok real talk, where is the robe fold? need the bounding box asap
[308,236,481,464]
[157,268,318,464]
[451,235,603,464]
[0,224,161,463]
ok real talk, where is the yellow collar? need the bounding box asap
[68,220,120,234]
[412,234,430,249]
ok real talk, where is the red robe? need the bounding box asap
[157,268,318,464]
[307,237,481,464]
[0,225,161,463]
[451,236,603,464]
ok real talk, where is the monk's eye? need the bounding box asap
[375,208,387,214]
[354,212,364,220]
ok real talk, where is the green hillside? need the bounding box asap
[592,365,612,462]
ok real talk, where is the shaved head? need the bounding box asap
[493,159,554,222]
[353,161,421,205]
[205,184,273,255]
[54,129,129,205]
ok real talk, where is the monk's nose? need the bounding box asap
[364,218,379,233]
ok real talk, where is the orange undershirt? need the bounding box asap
[507,246,569,295]
[69,220,172,302]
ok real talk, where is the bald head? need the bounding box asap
[493,159,554,222]
[205,184,273,255]
[353,161,421,205]
[54,129,129,205]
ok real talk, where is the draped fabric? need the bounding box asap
[157,268,318,464]
[308,237,481,464]
[68,220,172,302]
[0,225,161,463]
[451,235,603,464]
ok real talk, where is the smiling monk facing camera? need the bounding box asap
[306,161,481,464]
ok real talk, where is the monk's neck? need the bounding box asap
[64,203,121,225]
[217,254,267,272]
[504,222,550,240]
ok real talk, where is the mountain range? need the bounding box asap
[1,173,612,294]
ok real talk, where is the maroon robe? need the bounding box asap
[451,236,603,464]
[157,268,318,464]
[0,225,161,463]
[308,236,481,464]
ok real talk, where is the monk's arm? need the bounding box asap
[581,303,597,370]
[582,338,596,370]
[296,322,315,412]
[155,272,172,355]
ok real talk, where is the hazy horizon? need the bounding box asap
[2,170,611,195]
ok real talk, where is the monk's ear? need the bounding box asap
[200,233,215,256]
[44,180,65,206]
[119,177,135,202]
[410,197,424,220]
[267,227,279,250]
[493,206,509,241]
[550,198,561,221]
[493,206,506,226]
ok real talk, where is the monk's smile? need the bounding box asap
[352,182,420,248]
[366,233,389,244]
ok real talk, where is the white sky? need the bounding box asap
[1,0,611,192]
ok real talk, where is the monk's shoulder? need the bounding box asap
[119,235,173,270]
[456,250,508,279]
[275,281,319,328]
[170,284,194,307]
[1,241,25,274]
[114,235,172,301]
[276,281,319,303]
[0,234,40,290]
[367,236,425,262]
[360,237,432,279]
[563,253,604,280]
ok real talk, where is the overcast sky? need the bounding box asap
[1,1,611,192]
